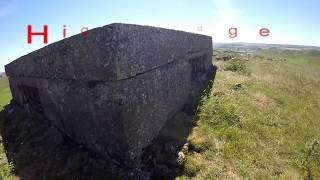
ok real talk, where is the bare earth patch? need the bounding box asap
[251,91,276,109]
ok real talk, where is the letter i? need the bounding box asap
[63,25,67,38]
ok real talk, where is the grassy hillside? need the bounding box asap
[0,77,11,110]
[178,49,320,179]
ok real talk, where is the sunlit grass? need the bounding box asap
[179,50,320,179]
[0,78,11,110]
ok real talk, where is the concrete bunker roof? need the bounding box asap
[5,23,212,81]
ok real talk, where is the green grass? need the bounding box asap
[0,151,15,180]
[178,49,320,179]
[0,78,11,110]
[0,77,15,179]
[258,48,320,66]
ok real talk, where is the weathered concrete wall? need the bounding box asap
[5,23,215,165]
[5,23,212,81]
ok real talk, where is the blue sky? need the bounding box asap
[0,0,320,72]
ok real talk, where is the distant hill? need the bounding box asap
[0,72,6,78]
[213,42,320,52]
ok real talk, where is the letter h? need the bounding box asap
[28,25,48,44]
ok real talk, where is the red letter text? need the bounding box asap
[63,25,67,38]
[228,27,237,38]
[28,25,48,44]
[259,28,270,37]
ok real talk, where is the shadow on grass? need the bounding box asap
[0,109,117,180]
[141,67,217,179]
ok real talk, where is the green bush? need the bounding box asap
[183,157,204,177]
[224,60,250,75]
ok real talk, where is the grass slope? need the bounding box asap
[0,78,11,110]
[178,49,320,179]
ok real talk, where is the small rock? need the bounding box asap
[182,143,189,152]
[177,151,185,164]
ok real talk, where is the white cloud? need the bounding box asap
[191,0,294,45]
[214,0,243,24]
[191,0,246,41]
